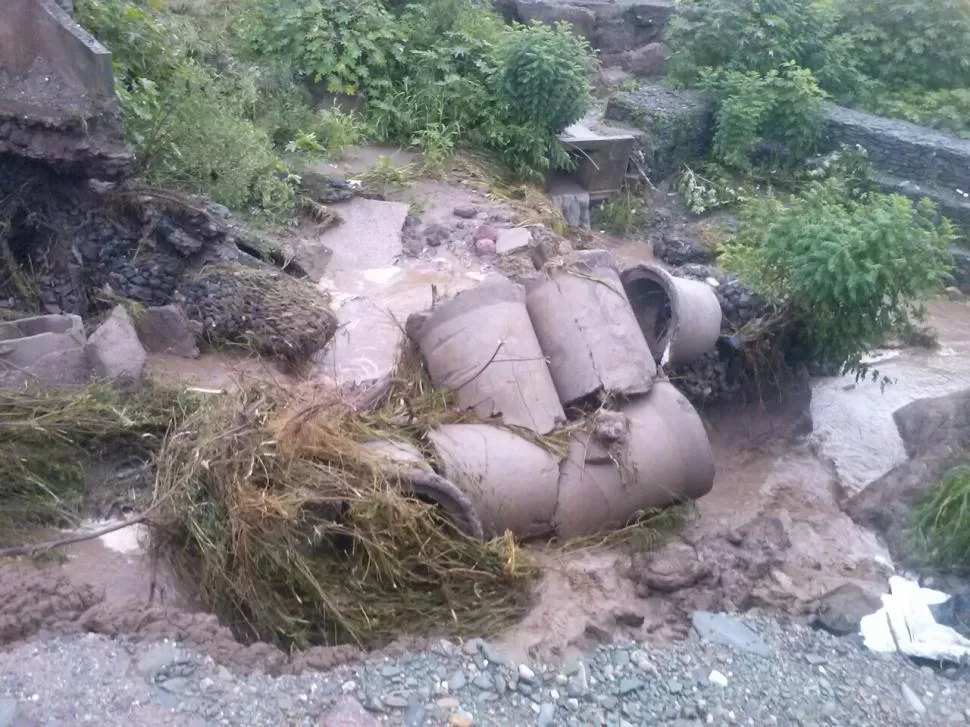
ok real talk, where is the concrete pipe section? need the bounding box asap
[407,280,565,434]
[523,249,656,406]
[620,264,723,365]
[553,382,715,539]
[0,313,90,388]
[363,439,485,540]
[427,424,561,539]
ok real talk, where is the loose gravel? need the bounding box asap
[1,615,969,726]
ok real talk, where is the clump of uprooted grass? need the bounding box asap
[0,383,195,543]
[150,382,537,649]
[914,464,970,569]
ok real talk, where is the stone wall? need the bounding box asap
[493,0,675,64]
[823,103,970,217]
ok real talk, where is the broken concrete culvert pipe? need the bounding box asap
[361,439,485,541]
[427,424,561,539]
[554,382,715,539]
[406,279,565,434]
[621,263,723,365]
[523,249,657,406]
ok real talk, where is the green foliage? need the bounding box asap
[700,64,826,171]
[914,465,970,569]
[676,165,748,215]
[241,0,401,96]
[720,178,953,373]
[77,0,297,221]
[492,21,594,136]
[855,86,970,139]
[593,189,646,237]
[835,0,970,91]
[666,0,856,91]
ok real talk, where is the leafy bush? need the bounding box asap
[593,189,645,237]
[77,0,296,220]
[492,21,594,136]
[666,0,857,92]
[720,178,953,373]
[700,64,826,171]
[914,465,970,569]
[241,0,401,96]
[835,0,970,91]
[856,86,970,139]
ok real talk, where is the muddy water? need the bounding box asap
[811,299,970,496]
[33,521,191,610]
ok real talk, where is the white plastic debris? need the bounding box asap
[860,576,970,661]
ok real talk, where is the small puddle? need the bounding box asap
[44,521,192,609]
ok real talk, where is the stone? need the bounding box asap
[402,696,426,727]
[708,670,729,688]
[436,698,460,709]
[691,612,772,657]
[901,683,927,714]
[473,224,499,242]
[495,227,533,254]
[424,222,451,247]
[382,693,409,709]
[0,313,89,389]
[474,238,497,256]
[0,698,18,727]
[537,702,556,726]
[87,305,146,380]
[618,678,644,695]
[448,670,468,691]
[622,42,668,78]
[135,643,181,678]
[814,583,882,636]
[133,304,199,357]
[320,696,380,727]
[453,204,479,219]
[518,664,537,683]
[634,542,710,593]
[480,641,509,666]
[448,712,473,727]
[472,674,493,690]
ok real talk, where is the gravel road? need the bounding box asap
[1,614,968,726]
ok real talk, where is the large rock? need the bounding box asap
[0,314,89,388]
[493,1,676,63]
[845,389,970,562]
[621,42,668,78]
[86,306,146,380]
[813,583,882,636]
[133,305,199,358]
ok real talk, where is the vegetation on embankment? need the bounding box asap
[75,0,596,223]
[914,465,970,571]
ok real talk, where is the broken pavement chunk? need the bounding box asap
[524,249,656,405]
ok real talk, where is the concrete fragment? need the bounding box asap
[86,306,146,380]
[495,227,532,254]
[524,249,656,405]
[621,263,722,365]
[691,611,771,657]
[428,424,561,538]
[133,305,199,358]
[621,42,668,78]
[549,178,591,229]
[0,313,89,388]
[554,382,715,538]
[408,280,565,434]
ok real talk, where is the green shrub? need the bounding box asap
[77,0,296,221]
[720,178,953,373]
[914,465,970,569]
[856,86,970,139]
[700,64,826,171]
[241,0,401,96]
[666,0,857,92]
[835,0,970,91]
[492,21,594,136]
